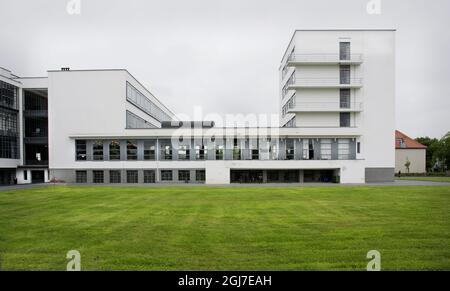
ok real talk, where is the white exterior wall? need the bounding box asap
[395,149,426,173]
[280,30,396,181]
[47,70,174,174]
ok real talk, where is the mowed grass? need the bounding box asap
[0,186,449,271]
[398,177,450,183]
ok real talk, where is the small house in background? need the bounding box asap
[395,130,427,173]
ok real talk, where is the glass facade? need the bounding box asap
[126,82,172,122]
[75,138,356,161]
[126,111,157,129]
[0,80,19,159]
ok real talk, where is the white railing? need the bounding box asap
[290,77,363,87]
[288,53,363,63]
[289,101,364,111]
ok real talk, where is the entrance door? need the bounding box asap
[31,170,45,184]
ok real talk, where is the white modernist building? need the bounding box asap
[0,29,396,185]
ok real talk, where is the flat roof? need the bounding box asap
[279,29,396,65]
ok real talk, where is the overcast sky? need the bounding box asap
[1,0,449,138]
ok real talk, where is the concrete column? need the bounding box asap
[262,170,267,183]
[299,170,304,183]
[86,140,93,161]
[138,170,144,183]
[103,140,109,161]
[120,140,127,160]
[104,170,111,184]
[137,140,144,160]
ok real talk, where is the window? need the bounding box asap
[340,113,351,127]
[0,80,18,110]
[126,111,157,129]
[92,140,104,161]
[196,170,205,182]
[0,106,19,159]
[109,140,121,160]
[75,140,87,161]
[270,144,278,160]
[340,89,351,109]
[143,141,156,160]
[303,139,315,160]
[195,145,206,160]
[233,138,241,160]
[162,145,172,160]
[215,145,224,160]
[144,170,155,183]
[126,82,172,122]
[93,171,104,183]
[75,171,87,183]
[320,139,332,160]
[178,170,190,181]
[109,170,121,183]
[126,170,138,183]
[340,42,351,61]
[251,149,259,160]
[161,170,172,181]
[340,65,351,84]
[127,140,137,160]
[283,117,296,128]
[357,142,361,154]
[338,139,350,160]
[286,139,294,160]
[282,94,296,117]
[24,170,28,180]
[282,72,295,98]
[178,145,190,160]
[0,81,19,159]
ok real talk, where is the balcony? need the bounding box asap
[287,101,363,113]
[287,54,363,66]
[24,110,48,118]
[24,160,49,166]
[288,78,363,89]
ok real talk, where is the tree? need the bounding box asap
[435,132,450,171]
[404,158,411,173]
[417,132,450,172]
[415,136,439,171]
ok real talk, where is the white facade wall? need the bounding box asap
[395,149,426,173]
[47,70,174,174]
[280,30,396,181]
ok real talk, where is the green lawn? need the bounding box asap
[398,177,450,183]
[0,186,449,271]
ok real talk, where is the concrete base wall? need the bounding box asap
[365,168,395,183]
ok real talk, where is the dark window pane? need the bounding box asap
[76,171,87,183]
[109,170,121,183]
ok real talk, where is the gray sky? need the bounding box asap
[1,0,449,138]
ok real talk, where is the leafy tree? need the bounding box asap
[435,132,450,171]
[415,136,440,171]
[416,132,450,172]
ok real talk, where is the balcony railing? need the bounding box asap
[25,160,49,166]
[288,101,364,112]
[287,53,363,65]
[24,110,48,118]
[288,78,363,88]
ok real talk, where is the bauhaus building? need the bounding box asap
[0,29,395,185]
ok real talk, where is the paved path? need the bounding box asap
[1,180,449,191]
